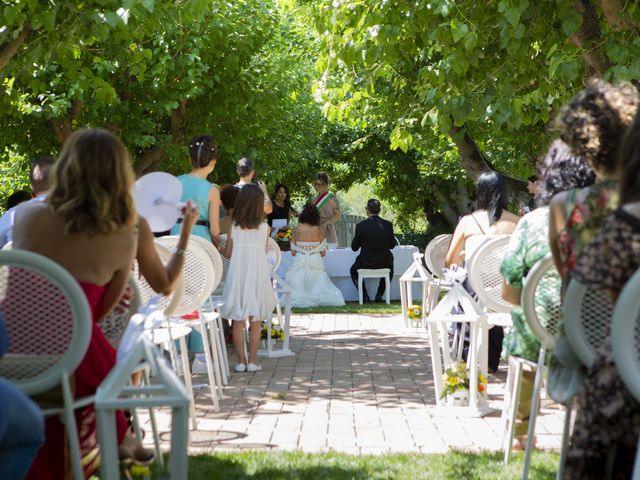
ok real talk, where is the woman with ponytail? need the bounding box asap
[170,134,221,246]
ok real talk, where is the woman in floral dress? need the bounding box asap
[500,139,594,449]
[563,111,640,480]
[549,81,638,285]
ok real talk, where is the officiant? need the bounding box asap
[349,199,395,303]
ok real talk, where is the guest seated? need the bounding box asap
[349,199,395,303]
[268,183,297,227]
[549,80,638,286]
[500,140,595,450]
[12,129,153,478]
[563,107,640,480]
[286,204,345,307]
[445,171,519,372]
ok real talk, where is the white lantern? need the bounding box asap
[399,252,431,328]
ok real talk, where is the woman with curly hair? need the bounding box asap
[500,139,595,450]
[549,80,639,284]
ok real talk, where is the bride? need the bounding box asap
[285,204,345,307]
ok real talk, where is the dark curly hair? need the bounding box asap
[536,139,596,205]
[619,111,640,205]
[556,80,638,175]
[299,203,320,226]
[188,134,217,169]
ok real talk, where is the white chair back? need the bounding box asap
[521,253,562,348]
[466,235,511,314]
[155,237,214,316]
[612,267,640,401]
[424,234,451,277]
[2,241,12,250]
[0,250,92,395]
[100,276,141,348]
[564,278,613,368]
[188,236,223,293]
[266,237,281,272]
[133,243,184,317]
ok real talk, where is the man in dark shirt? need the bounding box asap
[350,199,395,302]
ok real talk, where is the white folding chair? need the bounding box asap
[425,234,452,312]
[558,279,613,480]
[0,250,93,480]
[100,276,141,348]
[188,235,230,385]
[611,267,640,480]
[133,243,198,429]
[496,254,562,470]
[155,236,223,409]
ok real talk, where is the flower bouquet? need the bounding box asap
[274,226,292,251]
[407,305,422,327]
[440,361,487,406]
[261,324,286,349]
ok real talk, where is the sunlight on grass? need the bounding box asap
[179,450,559,479]
[292,301,402,315]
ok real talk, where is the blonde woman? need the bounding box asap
[13,129,151,478]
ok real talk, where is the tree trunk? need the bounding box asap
[49,100,83,145]
[570,0,610,78]
[598,0,637,30]
[135,146,166,175]
[0,23,31,71]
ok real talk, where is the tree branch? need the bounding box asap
[49,99,84,145]
[135,146,165,175]
[569,0,610,78]
[0,23,31,71]
[598,0,637,31]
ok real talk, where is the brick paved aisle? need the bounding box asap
[141,313,565,455]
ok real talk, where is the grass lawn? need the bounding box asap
[160,450,558,479]
[292,300,402,315]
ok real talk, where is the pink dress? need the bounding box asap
[24,281,127,479]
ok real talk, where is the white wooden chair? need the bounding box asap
[100,276,141,348]
[424,234,452,311]
[559,278,613,479]
[0,250,93,480]
[611,267,640,480]
[155,236,223,409]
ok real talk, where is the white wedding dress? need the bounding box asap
[285,240,345,307]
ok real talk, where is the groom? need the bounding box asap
[350,199,395,302]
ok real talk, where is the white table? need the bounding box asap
[276,245,420,301]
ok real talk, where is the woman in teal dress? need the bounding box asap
[500,139,595,449]
[170,134,221,357]
[170,134,221,246]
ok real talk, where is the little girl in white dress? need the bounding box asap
[220,184,276,373]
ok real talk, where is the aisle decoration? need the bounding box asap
[399,252,431,328]
[440,361,487,406]
[274,226,292,251]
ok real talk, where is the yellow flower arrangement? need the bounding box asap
[275,226,292,241]
[261,324,286,341]
[407,305,422,320]
[440,361,487,399]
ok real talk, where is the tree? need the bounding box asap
[301,0,640,227]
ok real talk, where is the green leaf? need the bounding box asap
[562,14,581,37]
[142,0,155,13]
[450,19,468,43]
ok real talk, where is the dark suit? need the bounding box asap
[350,215,395,300]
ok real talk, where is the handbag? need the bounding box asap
[546,334,584,404]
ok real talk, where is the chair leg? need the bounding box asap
[209,317,228,388]
[61,374,85,480]
[385,274,390,304]
[557,397,574,480]
[195,321,220,411]
[358,274,363,304]
[205,319,225,397]
[177,335,198,430]
[216,315,230,379]
[504,358,523,464]
[522,347,546,479]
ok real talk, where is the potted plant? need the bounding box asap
[274,226,292,251]
[260,324,286,349]
[440,361,487,406]
[407,305,423,327]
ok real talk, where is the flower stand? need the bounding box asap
[258,272,294,358]
[277,240,290,252]
[399,252,431,328]
[425,266,493,417]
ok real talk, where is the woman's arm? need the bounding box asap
[445,218,466,267]
[220,221,233,258]
[548,193,568,278]
[136,208,194,295]
[318,227,327,257]
[325,197,341,225]
[502,281,521,305]
[209,185,221,247]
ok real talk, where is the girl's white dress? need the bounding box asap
[285,240,345,307]
[221,223,276,321]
